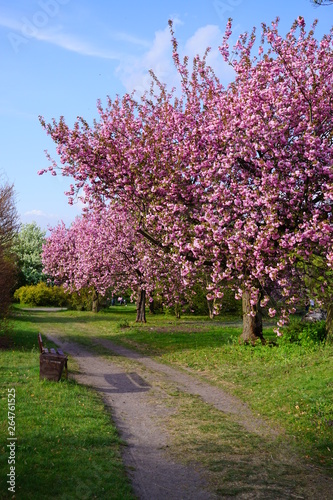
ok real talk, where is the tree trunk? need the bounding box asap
[92,289,99,313]
[326,301,333,343]
[207,298,215,319]
[240,290,265,344]
[136,288,146,323]
[149,299,155,314]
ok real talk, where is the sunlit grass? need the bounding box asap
[0,315,134,499]
[19,305,333,472]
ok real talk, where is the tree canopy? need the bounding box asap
[311,0,333,5]
[14,222,46,287]
[40,17,333,341]
[0,182,19,319]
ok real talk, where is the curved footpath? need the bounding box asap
[46,333,333,500]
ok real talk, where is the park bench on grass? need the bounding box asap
[38,333,68,382]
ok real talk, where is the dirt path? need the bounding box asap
[46,333,215,499]
[46,333,333,500]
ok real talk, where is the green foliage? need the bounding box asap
[280,319,327,346]
[117,318,130,329]
[0,181,19,320]
[13,282,68,307]
[178,285,242,317]
[221,288,242,315]
[67,288,95,311]
[188,284,210,315]
[13,283,110,311]
[13,222,46,287]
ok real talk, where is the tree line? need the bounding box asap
[38,17,333,344]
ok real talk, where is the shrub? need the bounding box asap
[66,288,94,311]
[221,288,242,315]
[116,319,130,329]
[13,282,68,307]
[181,285,242,317]
[280,319,327,346]
[299,321,327,346]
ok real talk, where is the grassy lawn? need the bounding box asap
[0,313,134,500]
[2,305,332,498]
[18,304,333,473]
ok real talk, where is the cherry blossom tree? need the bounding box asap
[42,204,190,321]
[39,17,333,343]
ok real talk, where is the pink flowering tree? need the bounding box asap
[39,17,333,343]
[42,203,191,321]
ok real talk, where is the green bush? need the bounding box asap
[280,319,327,346]
[66,288,94,311]
[116,319,130,329]
[13,283,68,307]
[299,321,327,346]
[221,288,242,315]
[66,287,114,311]
[13,284,115,311]
[185,284,209,315]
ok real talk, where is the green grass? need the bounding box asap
[161,391,311,498]
[3,305,333,498]
[17,304,333,472]
[123,316,333,470]
[0,315,134,499]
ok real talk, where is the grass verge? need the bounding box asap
[0,314,134,500]
[19,305,333,473]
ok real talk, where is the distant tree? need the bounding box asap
[42,204,191,320]
[14,222,46,287]
[311,0,333,5]
[0,182,19,318]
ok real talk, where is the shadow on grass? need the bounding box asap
[9,307,277,357]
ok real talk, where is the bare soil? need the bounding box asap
[45,332,333,500]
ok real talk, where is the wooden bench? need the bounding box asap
[38,333,68,381]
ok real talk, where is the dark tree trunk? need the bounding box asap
[240,290,265,344]
[136,288,146,323]
[149,299,155,314]
[92,289,99,313]
[326,302,333,343]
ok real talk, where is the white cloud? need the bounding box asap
[184,24,234,83]
[116,24,180,95]
[33,28,122,59]
[185,24,222,56]
[24,209,47,217]
[110,31,150,49]
[0,11,235,89]
[0,15,21,31]
[0,14,123,59]
[116,21,235,96]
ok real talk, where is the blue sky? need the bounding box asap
[0,0,332,231]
